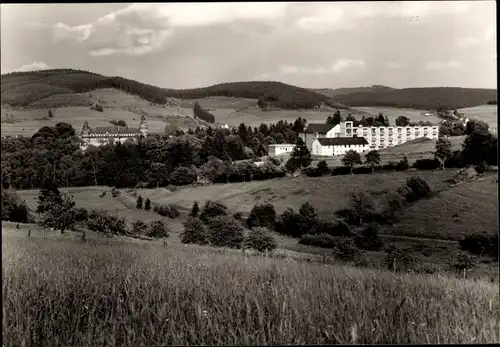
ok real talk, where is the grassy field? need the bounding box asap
[458,104,498,130]
[15,170,455,221]
[352,106,442,125]
[389,173,498,241]
[3,228,499,345]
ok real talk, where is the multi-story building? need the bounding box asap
[267,143,296,156]
[300,120,439,156]
[79,115,148,150]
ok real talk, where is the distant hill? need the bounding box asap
[330,87,497,110]
[1,69,348,110]
[312,85,395,98]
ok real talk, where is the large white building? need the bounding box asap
[79,116,148,150]
[312,137,369,156]
[300,120,439,156]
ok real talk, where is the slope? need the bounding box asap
[333,87,497,110]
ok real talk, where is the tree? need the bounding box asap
[86,209,127,236]
[206,215,245,248]
[38,194,77,234]
[462,121,497,167]
[384,244,418,272]
[326,110,342,126]
[316,160,330,176]
[287,137,311,171]
[347,192,376,226]
[1,191,29,223]
[435,137,452,170]
[364,150,380,174]
[450,251,477,278]
[181,217,208,245]
[395,116,410,126]
[190,201,200,217]
[334,237,364,262]
[136,195,143,209]
[199,200,229,224]
[342,150,362,175]
[37,179,62,214]
[144,198,151,211]
[247,203,276,229]
[244,227,277,252]
[147,220,170,238]
[355,223,384,251]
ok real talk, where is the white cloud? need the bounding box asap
[17,61,52,72]
[280,59,366,75]
[422,60,461,70]
[53,3,287,56]
[456,25,496,47]
[387,62,406,69]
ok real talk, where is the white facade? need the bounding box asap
[302,121,439,152]
[312,138,370,156]
[268,144,296,157]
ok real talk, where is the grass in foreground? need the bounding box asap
[3,232,499,345]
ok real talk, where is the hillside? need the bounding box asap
[312,85,395,98]
[332,87,497,110]
[1,69,347,110]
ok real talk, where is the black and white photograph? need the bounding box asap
[1,1,498,345]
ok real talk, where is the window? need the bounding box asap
[398,128,402,132]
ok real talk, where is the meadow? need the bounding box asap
[3,228,499,346]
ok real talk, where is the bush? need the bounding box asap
[144,198,151,211]
[190,201,200,217]
[233,212,243,220]
[86,210,127,235]
[355,223,384,251]
[395,156,409,171]
[74,207,88,222]
[247,203,276,229]
[334,237,364,262]
[315,219,353,237]
[136,195,143,209]
[299,233,337,248]
[244,227,277,252]
[111,188,120,198]
[199,200,228,224]
[132,220,147,235]
[413,158,440,170]
[155,204,180,218]
[181,217,208,245]
[404,176,431,203]
[382,191,406,224]
[449,251,478,275]
[169,166,197,186]
[147,220,170,238]
[99,191,106,198]
[1,191,29,223]
[275,203,319,238]
[384,244,419,272]
[459,234,498,258]
[206,216,244,248]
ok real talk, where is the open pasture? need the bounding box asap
[351,106,442,125]
[458,104,498,129]
[3,227,499,345]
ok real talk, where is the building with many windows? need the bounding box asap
[300,120,439,156]
[267,143,296,156]
[79,115,148,150]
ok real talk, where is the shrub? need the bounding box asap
[144,198,151,211]
[156,204,180,219]
[334,237,364,262]
[169,166,197,186]
[190,201,200,217]
[382,191,406,223]
[181,217,208,245]
[206,216,245,249]
[244,227,277,252]
[315,219,353,237]
[233,212,243,220]
[413,158,440,170]
[459,234,498,258]
[199,200,228,224]
[99,191,106,198]
[147,220,170,238]
[299,233,337,248]
[404,176,431,203]
[247,203,276,229]
[395,156,409,171]
[1,191,29,223]
[275,203,319,238]
[74,207,88,222]
[132,220,147,235]
[449,251,478,276]
[384,244,419,272]
[136,195,143,209]
[355,223,384,251]
[111,188,120,198]
[86,210,127,236]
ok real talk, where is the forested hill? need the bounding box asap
[1,69,347,110]
[312,85,395,98]
[330,87,497,110]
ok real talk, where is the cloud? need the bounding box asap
[456,25,496,47]
[53,3,287,56]
[422,60,461,70]
[280,59,366,75]
[17,61,52,72]
[387,62,406,69]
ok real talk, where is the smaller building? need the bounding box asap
[268,143,296,157]
[312,137,369,156]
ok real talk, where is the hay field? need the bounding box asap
[3,228,499,345]
[458,104,498,129]
[389,174,498,241]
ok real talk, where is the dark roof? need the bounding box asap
[91,127,140,135]
[316,137,369,146]
[302,123,335,134]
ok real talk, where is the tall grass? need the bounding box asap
[3,234,499,345]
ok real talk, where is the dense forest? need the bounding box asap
[333,87,497,110]
[1,69,346,110]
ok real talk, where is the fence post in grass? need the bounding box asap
[81,231,86,243]
[163,240,168,248]
[322,254,326,264]
[28,228,31,238]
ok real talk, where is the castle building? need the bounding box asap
[299,121,439,156]
[79,116,148,150]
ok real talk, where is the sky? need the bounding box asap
[1,1,497,89]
